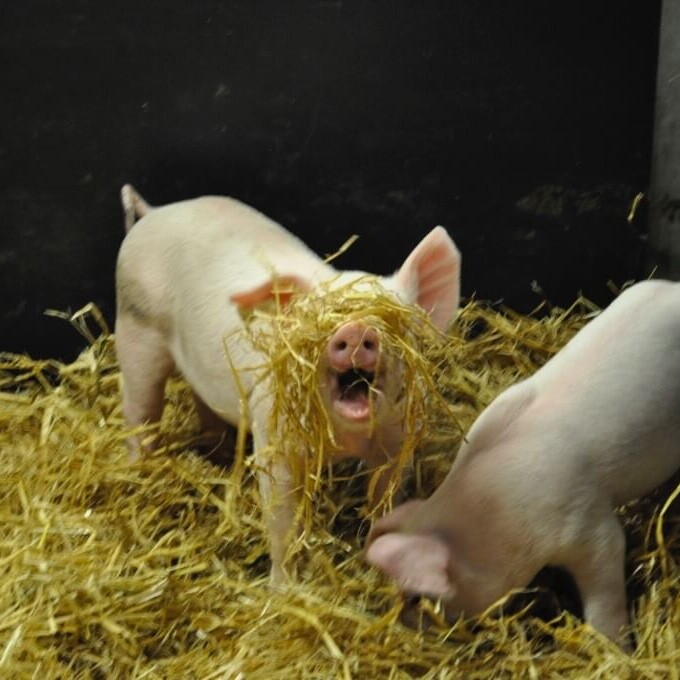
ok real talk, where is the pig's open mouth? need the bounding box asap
[331,368,377,421]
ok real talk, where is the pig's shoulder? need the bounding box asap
[465,381,537,453]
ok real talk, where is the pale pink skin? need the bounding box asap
[366,279,680,648]
[115,185,461,584]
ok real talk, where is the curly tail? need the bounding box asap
[120,184,152,233]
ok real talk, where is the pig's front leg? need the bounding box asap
[256,455,301,585]
[251,396,302,585]
[563,511,631,650]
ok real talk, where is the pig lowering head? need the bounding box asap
[115,186,462,584]
[365,499,466,622]
[366,280,680,649]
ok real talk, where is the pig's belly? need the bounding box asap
[605,431,680,505]
[169,328,253,427]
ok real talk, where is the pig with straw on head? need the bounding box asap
[366,279,680,650]
[115,184,461,584]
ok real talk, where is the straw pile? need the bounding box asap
[1,295,679,678]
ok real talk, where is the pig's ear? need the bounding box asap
[394,226,461,331]
[230,275,312,309]
[366,532,454,597]
[366,500,425,546]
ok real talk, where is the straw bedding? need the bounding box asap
[0,293,679,679]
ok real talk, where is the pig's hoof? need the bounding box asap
[268,575,286,591]
[268,566,293,591]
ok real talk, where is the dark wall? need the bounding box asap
[1,1,660,360]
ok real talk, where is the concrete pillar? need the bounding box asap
[648,0,680,277]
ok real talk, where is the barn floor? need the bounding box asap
[0,299,678,679]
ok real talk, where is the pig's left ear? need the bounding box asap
[394,226,461,331]
[366,532,454,597]
[230,275,312,309]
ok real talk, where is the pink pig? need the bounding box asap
[366,279,680,648]
[115,184,461,583]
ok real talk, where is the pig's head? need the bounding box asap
[319,226,460,433]
[231,225,461,436]
[365,500,464,624]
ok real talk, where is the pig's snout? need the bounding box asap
[328,322,380,372]
[326,322,383,424]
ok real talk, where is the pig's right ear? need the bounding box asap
[230,275,312,309]
[365,532,454,598]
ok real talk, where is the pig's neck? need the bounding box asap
[421,436,543,594]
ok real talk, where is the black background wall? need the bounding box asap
[1,1,661,360]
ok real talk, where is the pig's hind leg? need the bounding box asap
[116,314,175,458]
[562,512,631,650]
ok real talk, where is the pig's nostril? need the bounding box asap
[363,340,375,351]
[336,341,347,351]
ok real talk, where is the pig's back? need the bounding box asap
[115,195,332,419]
[537,280,680,393]
[532,280,680,502]
[117,196,327,307]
